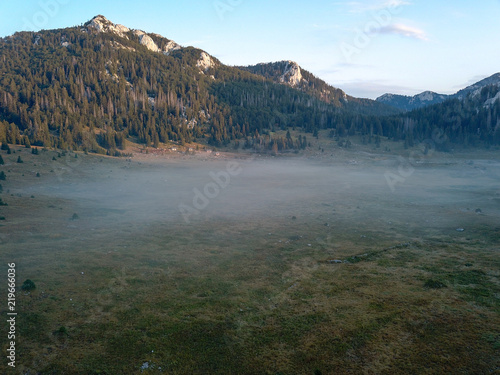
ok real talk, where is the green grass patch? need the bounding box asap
[482,333,500,350]
[448,269,487,285]
[424,279,447,289]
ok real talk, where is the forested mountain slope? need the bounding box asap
[0,15,498,154]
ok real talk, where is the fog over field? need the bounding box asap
[6,155,499,243]
[1,150,499,374]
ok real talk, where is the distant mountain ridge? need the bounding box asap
[376,91,448,111]
[377,73,500,111]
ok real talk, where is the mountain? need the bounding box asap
[0,15,398,153]
[84,15,210,66]
[377,73,500,111]
[85,19,396,116]
[239,61,397,115]
[454,73,500,99]
[85,15,222,74]
[400,83,500,150]
[376,91,449,111]
[0,15,498,154]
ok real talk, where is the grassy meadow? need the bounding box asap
[0,141,499,374]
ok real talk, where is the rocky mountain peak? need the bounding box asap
[85,15,130,38]
[280,60,302,87]
[415,91,437,101]
[84,15,181,55]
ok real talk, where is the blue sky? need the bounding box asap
[1,0,499,99]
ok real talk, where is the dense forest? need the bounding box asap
[0,20,499,155]
[393,87,500,150]
[239,61,395,116]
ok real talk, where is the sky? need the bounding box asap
[1,0,499,99]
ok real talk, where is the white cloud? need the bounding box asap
[342,0,411,13]
[377,24,428,40]
[380,0,410,9]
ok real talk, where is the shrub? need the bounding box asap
[16,156,23,163]
[0,171,6,180]
[21,279,36,291]
[0,155,4,165]
[55,326,68,336]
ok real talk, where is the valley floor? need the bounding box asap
[0,143,499,374]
